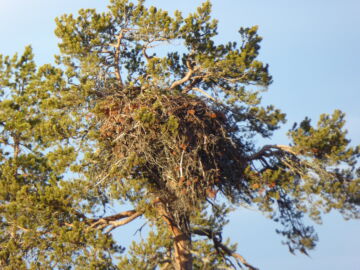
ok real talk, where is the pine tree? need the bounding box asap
[0,1,359,269]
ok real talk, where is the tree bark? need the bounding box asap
[170,224,192,270]
[158,205,193,270]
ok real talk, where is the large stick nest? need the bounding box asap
[97,88,252,213]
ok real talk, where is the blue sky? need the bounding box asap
[1,0,359,269]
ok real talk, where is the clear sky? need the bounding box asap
[1,0,359,269]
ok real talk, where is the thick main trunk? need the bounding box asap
[171,223,192,270]
[157,203,192,270]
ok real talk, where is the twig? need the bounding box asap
[133,221,148,237]
[179,149,185,178]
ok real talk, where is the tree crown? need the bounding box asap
[0,1,359,269]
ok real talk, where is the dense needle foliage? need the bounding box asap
[0,1,359,269]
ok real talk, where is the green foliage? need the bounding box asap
[0,47,122,269]
[0,0,359,269]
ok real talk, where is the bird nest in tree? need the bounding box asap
[97,88,250,213]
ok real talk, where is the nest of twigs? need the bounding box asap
[97,88,250,213]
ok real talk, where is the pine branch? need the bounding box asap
[192,87,218,102]
[105,212,143,234]
[247,144,298,161]
[142,38,170,60]
[110,29,130,88]
[192,228,259,270]
[169,60,200,90]
[87,210,142,233]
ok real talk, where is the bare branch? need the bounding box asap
[100,49,113,54]
[12,133,21,159]
[142,46,153,60]
[169,60,200,90]
[192,87,218,103]
[192,228,259,270]
[218,242,259,270]
[247,144,298,161]
[110,29,130,88]
[87,210,142,233]
[133,221,148,236]
[142,38,170,60]
[179,149,185,178]
[105,211,142,234]
[89,210,138,223]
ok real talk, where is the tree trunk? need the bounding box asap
[157,203,193,270]
[170,223,192,270]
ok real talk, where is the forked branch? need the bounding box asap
[142,38,170,60]
[88,210,142,233]
[192,228,259,270]
[105,211,143,233]
[169,59,200,90]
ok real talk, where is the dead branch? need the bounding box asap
[192,87,218,103]
[85,202,161,233]
[247,144,298,161]
[88,210,142,232]
[105,211,142,234]
[89,210,138,223]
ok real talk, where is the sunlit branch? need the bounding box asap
[142,37,170,60]
[104,211,143,234]
[89,210,137,226]
[192,87,218,102]
[169,59,200,90]
[110,28,130,88]
[247,144,298,161]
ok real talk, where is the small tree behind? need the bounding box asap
[0,1,359,269]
